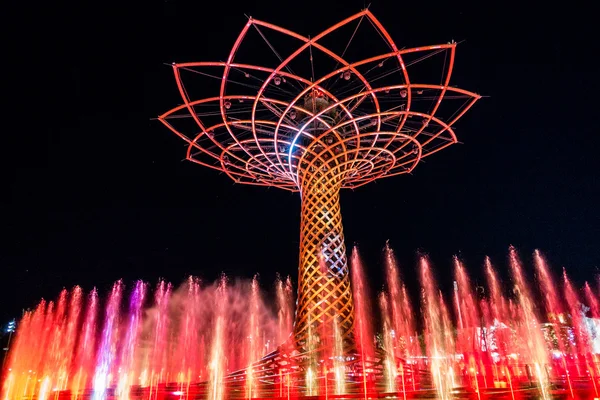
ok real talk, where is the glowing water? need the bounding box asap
[332,316,345,395]
[454,257,483,392]
[564,269,599,398]
[147,280,171,398]
[93,281,124,400]
[3,246,600,399]
[275,275,294,347]
[208,278,227,400]
[384,245,417,364]
[245,276,261,399]
[419,256,454,400]
[350,247,375,399]
[116,281,146,400]
[379,293,397,393]
[584,281,600,391]
[61,286,83,392]
[509,247,551,400]
[483,257,515,398]
[72,289,98,399]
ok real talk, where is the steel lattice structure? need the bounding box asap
[159,9,480,354]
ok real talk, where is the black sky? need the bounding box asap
[2,1,599,323]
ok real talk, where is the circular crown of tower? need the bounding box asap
[159,10,481,192]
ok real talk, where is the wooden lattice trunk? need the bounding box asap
[294,159,354,353]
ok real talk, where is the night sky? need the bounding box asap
[3,1,599,324]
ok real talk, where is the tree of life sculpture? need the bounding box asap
[159,9,480,355]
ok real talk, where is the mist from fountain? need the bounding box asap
[2,247,600,400]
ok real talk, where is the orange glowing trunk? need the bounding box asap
[294,159,354,352]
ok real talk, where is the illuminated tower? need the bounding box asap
[159,10,480,353]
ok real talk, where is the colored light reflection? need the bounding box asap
[2,247,599,400]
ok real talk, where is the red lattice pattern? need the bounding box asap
[295,164,353,350]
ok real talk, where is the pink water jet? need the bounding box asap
[378,292,397,394]
[583,280,600,389]
[482,257,517,396]
[509,247,552,399]
[62,286,83,392]
[146,280,171,397]
[454,257,489,393]
[117,281,146,400]
[584,282,600,320]
[275,275,294,348]
[245,276,261,399]
[350,246,375,399]
[533,250,577,398]
[419,255,454,399]
[73,288,99,398]
[564,269,600,397]
[208,277,226,400]
[384,244,418,364]
[94,280,124,400]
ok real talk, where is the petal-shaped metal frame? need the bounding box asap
[159,10,480,192]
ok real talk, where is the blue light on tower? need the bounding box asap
[6,320,15,333]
